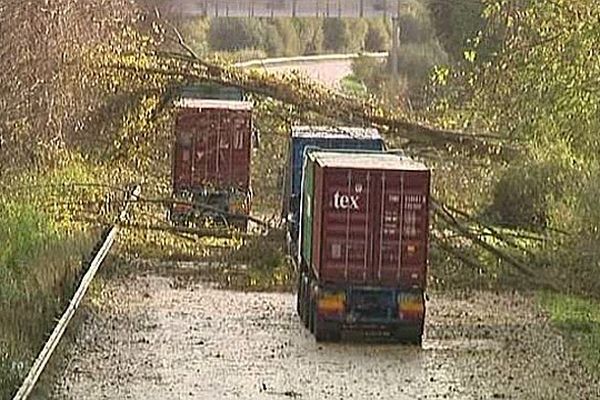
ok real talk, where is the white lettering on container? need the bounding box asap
[333,191,359,210]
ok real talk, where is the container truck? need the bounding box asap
[170,98,254,230]
[296,149,431,343]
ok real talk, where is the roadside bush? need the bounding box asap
[340,75,368,97]
[550,168,600,295]
[208,18,265,51]
[393,41,449,91]
[186,17,394,58]
[427,0,488,62]
[398,9,436,44]
[0,162,106,398]
[485,162,552,229]
[263,23,286,56]
[178,16,211,55]
[364,18,391,51]
[293,18,324,54]
[486,141,582,230]
[272,19,302,56]
[323,18,368,52]
[351,55,387,89]
[260,19,303,57]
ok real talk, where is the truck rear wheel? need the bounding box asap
[314,320,341,343]
[296,274,303,318]
[411,335,423,346]
[301,281,310,328]
[398,333,422,346]
[394,326,423,346]
[308,296,315,334]
[311,302,341,343]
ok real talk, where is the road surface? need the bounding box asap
[54,270,598,399]
[262,59,355,88]
[238,54,387,89]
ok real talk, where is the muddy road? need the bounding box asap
[55,268,597,400]
[262,59,354,88]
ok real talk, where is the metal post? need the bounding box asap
[390,16,399,76]
[292,0,297,17]
[338,0,341,18]
[360,0,364,17]
[326,0,330,17]
[214,0,218,17]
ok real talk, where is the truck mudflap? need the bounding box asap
[305,284,425,344]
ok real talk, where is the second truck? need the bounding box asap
[295,148,431,343]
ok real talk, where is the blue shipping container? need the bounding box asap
[286,126,384,241]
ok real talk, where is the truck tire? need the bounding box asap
[301,280,310,328]
[296,274,303,318]
[310,298,341,342]
[314,318,341,342]
[411,335,423,347]
[308,296,315,334]
[394,328,423,346]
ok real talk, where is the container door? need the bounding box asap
[371,170,403,285]
[218,109,232,187]
[194,108,220,188]
[191,110,208,188]
[372,170,429,288]
[398,171,430,288]
[319,168,373,284]
[230,110,251,189]
[173,113,195,191]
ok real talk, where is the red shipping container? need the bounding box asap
[172,99,253,193]
[301,151,430,289]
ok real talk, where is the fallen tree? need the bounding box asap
[94,16,517,158]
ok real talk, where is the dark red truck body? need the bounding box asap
[309,155,429,288]
[170,99,253,229]
[172,99,252,191]
[296,150,431,343]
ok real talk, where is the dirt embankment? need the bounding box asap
[54,269,599,400]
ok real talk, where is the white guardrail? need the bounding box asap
[12,185,141,400]
[233,51,388,69]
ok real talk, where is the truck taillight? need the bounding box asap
[318,291,346,316]
[397,292,424,320]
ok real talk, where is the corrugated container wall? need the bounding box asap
[286,126,384,236]
[172,99,253,193]
[300,150,430,289]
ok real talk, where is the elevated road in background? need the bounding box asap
[235,52,388,88]
[174,0,406,17]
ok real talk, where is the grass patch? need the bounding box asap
[0,160,112,398]
[222,229,293,291]
[340,74,368,97]
[539,292,600,374]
